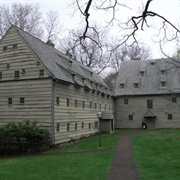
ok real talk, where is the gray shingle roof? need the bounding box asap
[12,26,111,94]
[115,59,180,96]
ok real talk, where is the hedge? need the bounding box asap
[0,121,50,155]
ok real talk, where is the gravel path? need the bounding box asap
[107,130,144,180]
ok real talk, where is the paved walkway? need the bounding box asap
[108,130,143,180]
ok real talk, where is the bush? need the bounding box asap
[0,121,50,155]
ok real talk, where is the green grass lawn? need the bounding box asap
[45,131,119,154]
[132,129,180,180]
[0,132,119,180]
[1,129,179,180]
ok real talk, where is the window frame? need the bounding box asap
[82,101,85,109]
[14,71,20,79]
[12,44,18,49]
[39,69,44,77]
[67,98,70,106]
[3,46,7,51]
[8,98,12,105]
[168,114,173,120]
[56,97,60,105]
[134,83,139,88]
[20,97,25,104]
[124,99,128,104]
[120,83,125,89]
[129,115,133,120]
[147,99,153,109]
[161,82,166,87]
[57,123,60,132]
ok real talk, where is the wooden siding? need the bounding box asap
[0,79,52,131]
[115,95,180,129]
[54,82,113,144]
[0,27,50,81]
[0,28,53,133]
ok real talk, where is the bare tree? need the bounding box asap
[44,10,62,43]
[61,24,111,75]
[0,3,43,38]
[104,72,118,90]
[110,43,151,72]
[74,0,180,52]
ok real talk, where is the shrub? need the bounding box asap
[0,121,50,155]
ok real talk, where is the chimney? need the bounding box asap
[46,39,55,47]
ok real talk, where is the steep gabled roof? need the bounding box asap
[115,59,180,96]
[12,25,110,91]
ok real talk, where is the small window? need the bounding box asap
[151,61,155,65]
[134,83,139,88]
[39,69,44,77]
[147,100,153,109]
[0,72,2,80]
[14,71,20,79]
[20,97,25,104]
[6,64,10,69]
[75,123,77,130]
[21,69,26,74]
[120,84,125,89]
[124,99,128,104]
[168,114,173,120]
[8,98,12,105]
[129,115,133,120]
[12,44,17,49]
[3,46,7,51]
[56,97,59,105]
[90,101,92,109]
[75,100,77,107]
[67,99,70,106]
[67,123,70,131]
[82,122,84,129]
[57,123,60,132]
[82,101,85,109]
[140,71,144,76]
[161,70,165,75]
[161,82,166,87]
[89,123,91,129]
[95,121,98,128]
[99,104,101,110]
[172,97,177,103]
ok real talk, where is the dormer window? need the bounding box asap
[72,74,75,81]
[134,83,139,88]
[3,46,7,51]
[150,61,155,65]
[140,71,144,76]
[120,84,125,89]
[161,70,165,75]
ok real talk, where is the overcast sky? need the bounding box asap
[1,0,180,58]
